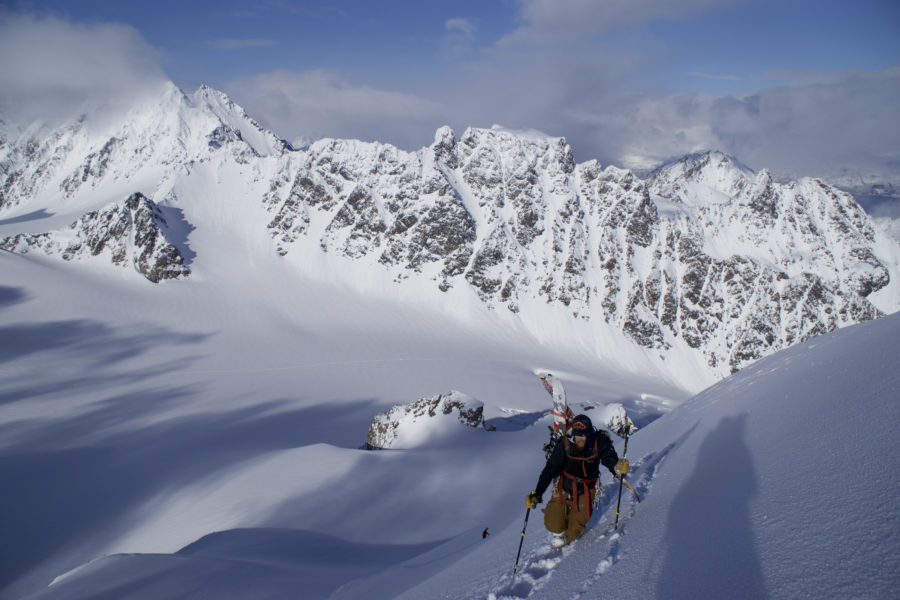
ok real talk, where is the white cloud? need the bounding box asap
[445,18,474,36]
[554,67,900,184]
[0,10,168,129]
[222,69,447,149]
[441,17,478,60]
[454,1,899,192]
[424,38,899,187]
[710,68,900,177]
[445,18,476,37]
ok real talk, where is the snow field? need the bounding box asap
[1,246,684,599]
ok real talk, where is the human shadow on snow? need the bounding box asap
[655,414,768,599]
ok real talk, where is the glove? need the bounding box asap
[615,458,630,476]
[525,491,542,509]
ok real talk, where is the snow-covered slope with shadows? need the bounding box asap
[400,312,899,600]
[7,265,898,599]
[2,82,899,599]
[0,240,683,599]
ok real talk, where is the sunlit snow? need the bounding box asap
[2,84,899,600]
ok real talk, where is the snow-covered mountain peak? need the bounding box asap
[459,125,573,163]
[306,135,403,159]
[0,82,290,218]
[649,150,756,207]
[188,84,287,157]
[653,150,755,180]
[120,81,286,159]
[433,125,455,144]
[441,125,576,215]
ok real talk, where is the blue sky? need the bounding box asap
[18,0,896,93]
[1,0,899,203]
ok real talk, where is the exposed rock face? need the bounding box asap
[366,391,485,449]
[642,153,888,371]
[265,131,894,374]
[266,134,479,294]
[2,82,897,378]
[1,192,190,283]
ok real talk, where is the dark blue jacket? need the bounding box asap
[535,429,619,497]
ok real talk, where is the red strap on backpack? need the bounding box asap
[556,435,600,519]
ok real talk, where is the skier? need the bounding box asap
[525,414,629,546]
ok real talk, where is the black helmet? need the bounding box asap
[571,414,593,436]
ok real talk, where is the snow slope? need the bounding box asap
[2,243,898,599]
[341,313,900,600]
[475,308,900,600]
[0,240,683,599]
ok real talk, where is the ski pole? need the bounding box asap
[513,507,531,575]
[614,421,631,530]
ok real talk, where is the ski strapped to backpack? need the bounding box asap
[537,374,639,522]
[539,372,574,458]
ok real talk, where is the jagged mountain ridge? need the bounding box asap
[1,83,897,378]
[263,128,896,373]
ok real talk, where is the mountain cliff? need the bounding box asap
[1,84,897,379]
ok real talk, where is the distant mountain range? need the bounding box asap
[2,82,898,379]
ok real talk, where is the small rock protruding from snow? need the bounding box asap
[601,403,638,438]
[366,391,485,449]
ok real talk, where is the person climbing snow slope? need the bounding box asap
[525,414,628,545]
